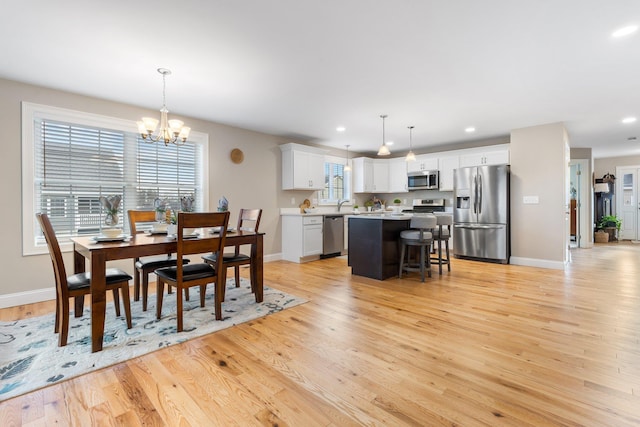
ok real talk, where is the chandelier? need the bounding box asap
[344,144,352,171]
[405,126,416,161]
[137,68,191,146]
[377,114,391,156]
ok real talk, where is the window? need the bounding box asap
[22,103,209,255]
[320,156,351,204]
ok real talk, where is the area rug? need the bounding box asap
[0,278,306,402]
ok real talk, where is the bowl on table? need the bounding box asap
[101,228,122,238]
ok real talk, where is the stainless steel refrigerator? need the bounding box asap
[453,164,510,263]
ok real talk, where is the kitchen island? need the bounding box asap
[347,214,411,280]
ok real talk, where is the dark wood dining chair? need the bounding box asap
[202,208,262,298]
[127,210,191,311]
[36,213,133,347]
[155,211,230,332]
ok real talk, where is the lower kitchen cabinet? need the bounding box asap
[282,215,323,263]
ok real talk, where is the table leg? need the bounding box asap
[90,251,107,353]
[73,245,86,316]
[252,234,263,303]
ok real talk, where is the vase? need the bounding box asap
[104,212,118,226]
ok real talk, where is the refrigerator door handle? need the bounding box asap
[454,224,504,230]
[473,175,478,214]
[478,173,482,215]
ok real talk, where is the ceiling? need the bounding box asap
[2,1,640,158]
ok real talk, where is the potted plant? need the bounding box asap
[393,198,402,205]
[353,204,359,213]
[598,215,622,242]
[364,200,374,212]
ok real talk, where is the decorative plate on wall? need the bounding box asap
[230,148,244,164]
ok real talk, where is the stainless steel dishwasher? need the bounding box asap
[322,215,344,257]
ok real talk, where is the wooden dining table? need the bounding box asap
[71,230,264,352]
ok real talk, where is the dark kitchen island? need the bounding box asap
[347,214,411,280]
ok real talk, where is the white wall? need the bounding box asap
[510,122,568,269]
[0,77,297,303]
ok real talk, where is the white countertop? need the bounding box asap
[280,208,396,217]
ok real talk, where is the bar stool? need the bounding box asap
[431,213,452,274]
[399,215,437,282]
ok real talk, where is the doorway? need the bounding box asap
[569,160,589,248]
[616,166,640,241]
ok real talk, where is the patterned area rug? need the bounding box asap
[0,279,306,402]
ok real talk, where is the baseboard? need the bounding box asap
[510,256,565,270]
[0,287,55,309]
[0,253,284,309]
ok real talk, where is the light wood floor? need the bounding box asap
[1,243,639,426]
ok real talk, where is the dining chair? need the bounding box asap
[431,212,452,274]
[398,214,437,282]
[36,213,133,347]
[202,208,262,297]
[155,211,230,332]
[127,210,191,311]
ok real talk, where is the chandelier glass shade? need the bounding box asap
[377,114,391,156]
[406,125,416,162]
[137,68,191,146]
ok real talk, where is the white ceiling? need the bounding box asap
[2,1,640,158]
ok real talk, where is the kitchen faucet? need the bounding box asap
[337,199,348,212]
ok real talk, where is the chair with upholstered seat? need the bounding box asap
[431,213,452,275]
[36,213,133,347]
[398,214,437,282]
[202,208,262,297]
[155,211,230,332]
[127,210,191,311]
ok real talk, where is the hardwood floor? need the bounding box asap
[1,243,639,426]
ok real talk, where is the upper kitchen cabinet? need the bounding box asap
[388,157,409,193]
[280,143,326,190]
[407,154,438,173]
[352,157,389,193]
[458,144,510,168]
[438,155,459,191]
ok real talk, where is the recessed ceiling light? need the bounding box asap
[622,117,637,124]
[612,25,638,38]
[465,127,476,133]
[336,126,346,132]
[386,141,394,146]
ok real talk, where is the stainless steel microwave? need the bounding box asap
[408,170,439,190]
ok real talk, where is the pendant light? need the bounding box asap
[377,114,391,156]
[405,126,416,162]
[344,144,352,171]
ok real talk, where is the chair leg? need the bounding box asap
[398,242,406,278]
[156,279,165,320]
[120,282,133,329]
[74,295,84,318]
[427,245,432,278]
[176,286,184,332]
[234,266,241,287]
[220,265,228,302]
[184,288,190,301]
[112,289,121,317]
[199,284,206,307]
[59,297,70,347]
[445,240,451,271]
[133,267,141,301]
[141,272,149,311]
[54,294,60,334]
[419,245,426,282]
[437,239,443,275]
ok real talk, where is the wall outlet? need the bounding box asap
[403,199,408,205]
[523,196,539,204]
[312,198,318,205]
[291,197,296,205]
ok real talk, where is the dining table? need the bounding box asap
[71,229,264,352]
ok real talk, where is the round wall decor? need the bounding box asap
[230,148,244,164]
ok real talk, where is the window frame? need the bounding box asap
[319,155,352,206]
[21,102,209,256]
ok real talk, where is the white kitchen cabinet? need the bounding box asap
[407,154,438,173]
[353,157,390,193]
[282,215,323,263]
[280,143,326,190]
[372,160,389,192]
[438,155,459,191]
[458,145,510,168]
[388,157,409,193]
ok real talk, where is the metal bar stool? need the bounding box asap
[431,213,452,274]
[399,215,437,282]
